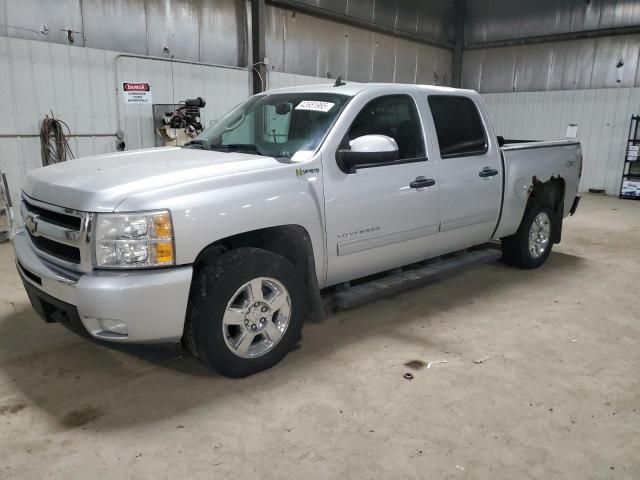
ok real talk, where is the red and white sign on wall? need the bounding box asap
[122,82,152,104]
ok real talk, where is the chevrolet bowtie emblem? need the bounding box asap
[25,213,39,235]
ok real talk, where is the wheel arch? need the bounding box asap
[527,176,565,243]
[189,225,324,324]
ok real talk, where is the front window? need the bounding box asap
[190,93,350,158]
[345,94,426,160]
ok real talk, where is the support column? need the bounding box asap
[251,0,267,93]
[452,0,466,88]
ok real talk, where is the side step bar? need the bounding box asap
[331,248,502,310]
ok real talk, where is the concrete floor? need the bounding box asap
[0,194,638,479]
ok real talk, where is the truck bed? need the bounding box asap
[493,139,582,239]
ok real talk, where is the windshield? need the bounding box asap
[189,92,350,158]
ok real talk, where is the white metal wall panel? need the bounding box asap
[0,36,251,207]
[482,88,640,194]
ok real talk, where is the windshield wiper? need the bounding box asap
[183,139,211,149]
[183,141,267,156]
[208,144,267,156]
[209,143,257,150]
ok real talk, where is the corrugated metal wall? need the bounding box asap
[273,0,456,45]
[0,0,247,66]
[465,0,640,44]
[462,0,640,93]
[0,0,455,85]
[0,36,251,207]
[483,88,640,194]
[265,5,453,84]
[462,35,640,93]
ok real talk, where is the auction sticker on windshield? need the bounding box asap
[295,101,335,112]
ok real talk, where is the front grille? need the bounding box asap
[28,232,81,264]
[23,199,81,230]
[22,194,91,272]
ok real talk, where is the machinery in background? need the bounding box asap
[154,97,206,147]
[0,172,12,242]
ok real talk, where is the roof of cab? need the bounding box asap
[264,82,479,98]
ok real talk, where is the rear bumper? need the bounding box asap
[14,229,193,343]
[569,195,581,216]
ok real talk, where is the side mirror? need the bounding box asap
[497,135,505,147]
[336,134,399,173]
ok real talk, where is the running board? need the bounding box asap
[332,248,502,310]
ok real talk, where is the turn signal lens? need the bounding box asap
[152,241,174,265]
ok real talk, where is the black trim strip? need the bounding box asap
[501,141,580,152]
[490,150,506,239]
[23,199,82,230]
[350,156,428,172]
[441,149,489,159]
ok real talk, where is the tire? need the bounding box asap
[185,247,305,377]
[502,201,555,269]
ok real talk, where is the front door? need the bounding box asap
[323,92,440,286]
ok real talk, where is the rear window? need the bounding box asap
[428,96,487,158]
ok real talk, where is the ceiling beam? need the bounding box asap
[465,25,640,50]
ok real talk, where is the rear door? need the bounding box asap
[425,95,502,255]
[322,92,440,286]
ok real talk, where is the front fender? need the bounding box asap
[115,162,327,285]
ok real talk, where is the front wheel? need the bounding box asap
[502,202,555,269]
[185,248,305,377]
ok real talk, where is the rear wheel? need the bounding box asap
[185,248,305,377]
[502,202,555,269]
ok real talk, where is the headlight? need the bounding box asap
[94,210,175,268]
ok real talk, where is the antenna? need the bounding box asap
[333,76,346,87]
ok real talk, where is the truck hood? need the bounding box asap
[23,147,285,212]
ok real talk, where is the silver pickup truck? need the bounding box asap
[14,83,581,377]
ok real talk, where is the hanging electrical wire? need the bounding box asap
[40,113,74,167]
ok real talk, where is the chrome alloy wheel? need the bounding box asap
[528,211,551,259]
[222,277,291,358]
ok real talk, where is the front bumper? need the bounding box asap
[14,230,193,343]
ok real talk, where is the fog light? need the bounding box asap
[98,318,128,335]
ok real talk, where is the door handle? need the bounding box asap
[478,167,499,178]
[410,176,436,189]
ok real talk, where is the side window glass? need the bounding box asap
[345,95,426,160]
[427,95,488,158]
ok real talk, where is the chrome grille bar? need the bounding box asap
[21,193,93,273]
